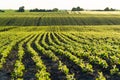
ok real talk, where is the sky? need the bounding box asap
[0,0,120,10]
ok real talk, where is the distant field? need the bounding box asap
[0,26,120,80]
[67,11,120,15]
[1,11,120,26]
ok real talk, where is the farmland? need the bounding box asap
[0,26,120,80]
[1,11,120,26]
[1,11,120,80]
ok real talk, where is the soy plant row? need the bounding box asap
[11,34,34,80]
[0,32,76,80]
[0,32,31,69]
[35,33,76,80]
[59,32,120,79]
[0,34,28,80]
[33,32,120,80]
[0,31,120,80]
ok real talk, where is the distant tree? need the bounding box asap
[0,10,4,12]
[76,7,81,11]
[34,8,39,12]
[104,7,116,11]
[53,8,59,12]
[104,7,110,11]
[17,6,25,12]
[72,6,84,11]
[72,7,77,11]
[110,8,116,11]
[80,8,84,11]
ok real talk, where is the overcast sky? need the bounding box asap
[0,0,120,10]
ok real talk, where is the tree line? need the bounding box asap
[0,6,118,12]
[29,8,58,12]
[16,6,59,12]
[71,6,117,11]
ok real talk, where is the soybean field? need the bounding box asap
[1,11,120,80]
[0,26,120,80]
